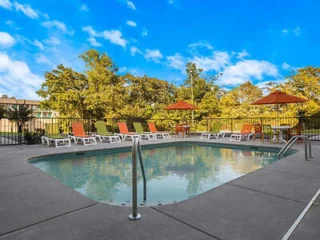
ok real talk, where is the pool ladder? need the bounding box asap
[129,137,147,220]
[277,135,312,160]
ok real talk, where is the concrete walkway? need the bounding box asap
[0,138,319,240]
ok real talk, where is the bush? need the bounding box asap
[24,128,45,144]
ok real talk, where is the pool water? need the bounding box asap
[31,143,282,206]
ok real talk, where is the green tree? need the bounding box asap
[6,102,34,128]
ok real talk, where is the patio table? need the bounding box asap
[271,126,292,143]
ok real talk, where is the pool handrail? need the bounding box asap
[277,135,312,160]
[129,138,146,220]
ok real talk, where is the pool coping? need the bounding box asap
[0,138,320,240]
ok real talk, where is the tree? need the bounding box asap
[0,105,6,119]
[220,81,264,117]
[6,101,34,128]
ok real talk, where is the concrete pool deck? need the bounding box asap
[0,137,319,240]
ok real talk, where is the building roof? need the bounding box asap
[0,99,40,105]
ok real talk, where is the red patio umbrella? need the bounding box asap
[251,90,308,116]
[165,100,198,110]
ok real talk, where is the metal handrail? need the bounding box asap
[129,137,146,220]
[277,135,312,161]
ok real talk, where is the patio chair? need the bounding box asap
[288,124,303,143]
[133,122,157,140]
[41,123,71,148]
[261,124,279,142]
[117,122,141,141]
[70,123,97,146]
[200,121,225,139]
[92,121,121,143]
[253,122,262,141]
[175,124,186,138]
[229,123,253,141]
[147,122,171,139]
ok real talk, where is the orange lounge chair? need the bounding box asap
[117,122,141,141]
[229,123,253,141]
[70,123,97,146]
[148,122,171,139]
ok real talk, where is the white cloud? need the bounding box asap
[33,40,44,50]
[144,49,163,62]
[188,41,213,55]
[126,20,137,27]
[0,0,12,9]
[0,32,15,48]
[168,0,174,4]
[87,37,102,47]
[281,62,291,70]
[130,46,142,56]
[127,1,136,10]
[281,27,301,37]
[80,4,88,12]
[220,60,279,85]
[103,29,127,48]
[141,28,148,37]
[42,20,75,35]
[35,53,53,66]
[236,50,250,59]
[0,52,43,99]
[82,25,100,37]
[44,37,60,45]
[167,53,185,71]
[13,1,39,19]
[191,51,230,72]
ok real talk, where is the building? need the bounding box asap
[0,99,59,118]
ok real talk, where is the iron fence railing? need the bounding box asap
[1,116,319,145]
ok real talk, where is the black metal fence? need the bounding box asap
[1,116,319,146]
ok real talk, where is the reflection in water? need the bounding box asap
[32,143,279,206]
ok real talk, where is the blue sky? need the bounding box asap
[0,0,319,99]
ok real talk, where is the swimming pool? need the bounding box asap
[30,142,288,206]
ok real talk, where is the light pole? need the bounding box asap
[190,70,194,125]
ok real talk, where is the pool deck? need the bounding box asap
[0,137,319,240]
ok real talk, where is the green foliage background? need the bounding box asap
[37,49,320,121]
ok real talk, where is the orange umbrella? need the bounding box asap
[251,90,308,105]
[165,100,198,110]
[251,90,308,116]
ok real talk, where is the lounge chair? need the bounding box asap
[70,123,97,146]
[133,122,157,140]
[229,123,253,141]
[92,121,121,143]
[41,123,71,148]
[117,122,141,141]
[147,122,171,139]
[200,121,225,139]
[253,122,262,141]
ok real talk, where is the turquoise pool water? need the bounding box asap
[31,143,283,206]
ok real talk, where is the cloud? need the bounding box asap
[0,52,43,99]
[0,0,12,9]
[188,41,213,55]
[82,25,100,37]
[220,60,279,85]
[236,50,250,60]
[33,40,44,50]
[0,32,16,48]
[127,1,136,10]
[126,20,137,27]
[35,53,53,66]
[130,46,142,56]
[281,62,291,70]
[103,29,127,48]
[44,37,60,45]
[13,1,39,19]
[144,49,163,62]
[141,28,148,37]
[281,27,301,37]
[168,0,174,4]
[167,53,185,71]
[42,20,75,35]
[191,51,230,72]
[87,37,102,47]
[80,4,88,11]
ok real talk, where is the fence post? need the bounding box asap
[206,118,209,132]
[18,121,22,145]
